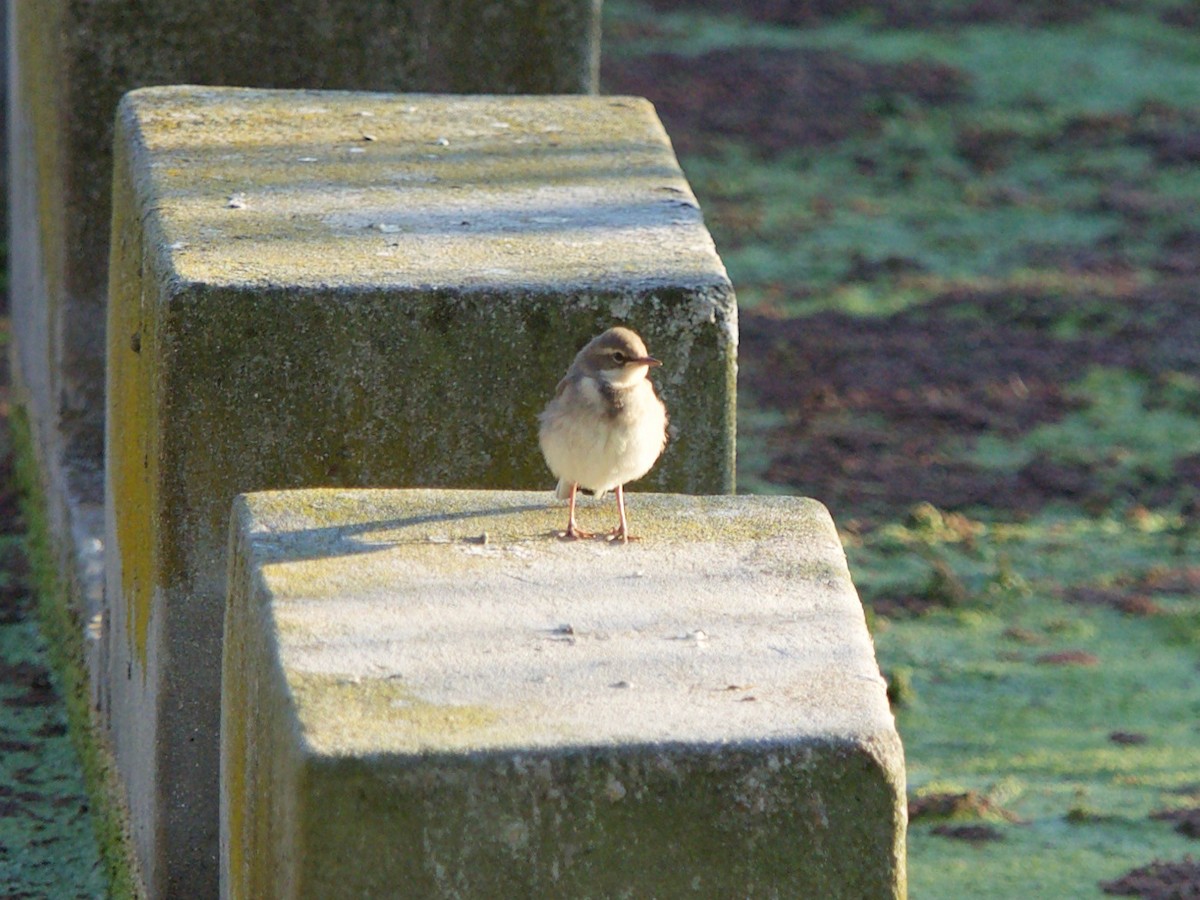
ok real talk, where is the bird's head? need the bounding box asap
[576,327,662,388]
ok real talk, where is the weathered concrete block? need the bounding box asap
[223,489,906,898]
[8,0,600,478]
[106,87,736,896]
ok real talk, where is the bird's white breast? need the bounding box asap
[538,376,667,496]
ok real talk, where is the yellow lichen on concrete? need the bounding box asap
[245,487,833,553]
[288,673,505,756]
[106,113,160,668]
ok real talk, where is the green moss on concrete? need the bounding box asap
[289,673,502,754]
[292,739,904,898]
[107,91,740,635]
[126,92,729,294]
[11,411,142,898]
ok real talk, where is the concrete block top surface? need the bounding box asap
[232,489,896,759]
[120,86,730,293]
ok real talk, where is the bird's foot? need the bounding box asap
[558,524,595,541]
[605,527,639,544]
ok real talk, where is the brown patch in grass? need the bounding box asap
[931,823,1005,843]
[741,280,1200,521]
[603,48,968,158]
[956,125,1023,173]
[1152,808,1200,840]
[31,720,67,740]
[1110,731,1150,746]
[3,670,58,709]
[1065,587,1164,617]
[1157,230,1200,277]
[636,0,1132,28]
[1143,130,1200,166]
[1035,650,1099,666]
[1067,565,1200,616]
[1101,857,1200,896]
[909,790,1022,823]
[1139,566,1200,595]
[1117,595,1166,616]
[1021,242,1138,279]
[1003,626,1047,644]
[871,595,935,618]
[1163,3,1200,30]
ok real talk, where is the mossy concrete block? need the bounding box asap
[222,489,906,899]
[106,87,736,897]
[8,0,599,485]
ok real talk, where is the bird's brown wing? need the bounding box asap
[553,372,575,399]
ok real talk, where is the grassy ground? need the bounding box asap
[605,1,1200,896]
[0,348,106,895]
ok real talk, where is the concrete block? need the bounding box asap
[106,87,736,896]
[223,489,906,898]
[8,0,600,486]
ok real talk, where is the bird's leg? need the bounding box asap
[607,485,637,543]
[562,483,594,540]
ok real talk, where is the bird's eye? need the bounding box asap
[612,351,627,364]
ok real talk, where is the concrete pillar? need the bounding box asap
[106,86,736,897]
[223,489,907,899]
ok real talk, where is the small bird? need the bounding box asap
[538,327,668,543]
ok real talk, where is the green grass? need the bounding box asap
[854,506,1200,898]
[608,3,1200,115]
[11,411,141,899]
[684,109,1196,313]
[969,367,1200,494]
[614,2,1200,316]
[0,525,107,898]
[683,135,1142,313]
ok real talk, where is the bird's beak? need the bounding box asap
[636,356,662,368]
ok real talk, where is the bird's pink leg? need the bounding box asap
[562,483,594,539]
[608,485,635,543]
